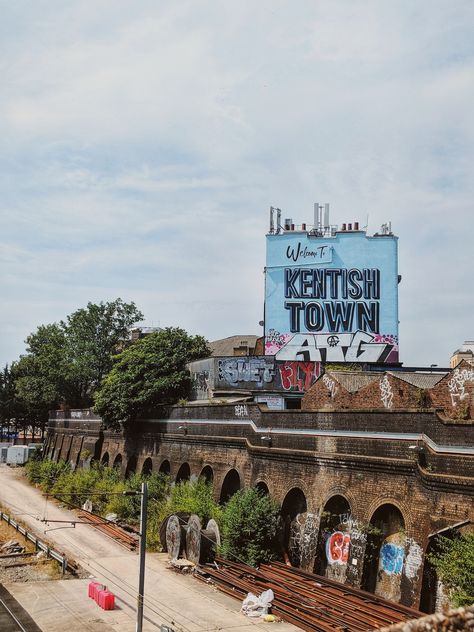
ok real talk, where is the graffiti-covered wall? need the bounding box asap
[188,356,322,399]
[264,230,399,363]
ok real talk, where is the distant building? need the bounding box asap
[130,326,162,342]
[209,335,259,357]
[451,341,474,368]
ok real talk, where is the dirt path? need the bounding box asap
[0,465,298,632]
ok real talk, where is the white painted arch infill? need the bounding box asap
[144,418,474,456]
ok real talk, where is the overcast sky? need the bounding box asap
[1,1,473,368]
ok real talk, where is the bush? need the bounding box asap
[220,487,281,567]
[25,458,70,492]
[428,532,474,607]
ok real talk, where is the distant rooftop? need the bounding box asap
[209,335,259,357]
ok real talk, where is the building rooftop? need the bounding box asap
[209,335,259,357]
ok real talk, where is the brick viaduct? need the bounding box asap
[45,399,474,613]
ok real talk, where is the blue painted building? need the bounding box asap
[264,212,399,364]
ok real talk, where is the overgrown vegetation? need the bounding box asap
[428,532,474,607]
[25,460,282,564]
[220,487,281,566]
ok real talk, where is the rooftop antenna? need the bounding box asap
[276,208,282,234]
[269,206,275,234]
[323,203,330,233]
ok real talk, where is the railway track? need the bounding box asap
[197,558,421,632]
[0,585,42,632]
[77,509,139,550]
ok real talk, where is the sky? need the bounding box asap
[1,1,473,368]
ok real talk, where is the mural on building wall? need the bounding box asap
[218,358,275,388]
[380,375,394,409]
[448,367,474,406]
[189,356,321,396]
[265,231,399,363]
[274,331,397,363]
[278,361,322,391]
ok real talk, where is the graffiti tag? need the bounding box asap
[279,361,322,392]
[448,368,474,406]
[275,330,394,363]
[219,358,274,388]
[326,531,351,565]
[404,538,423,580]
[323,374,338,398]
[380,543,404,575]
[380,375,394,409]
[234,404,248,417]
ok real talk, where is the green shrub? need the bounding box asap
[428,532,474,607]
[25,459,70,492]
[220,487,281,567]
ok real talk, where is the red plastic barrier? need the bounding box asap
[88,582,105,600]
[97,590,115,610]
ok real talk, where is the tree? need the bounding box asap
[428,532,474,607]
[61,299,143,405]
[220,487,281,567]
[94,327,209,429]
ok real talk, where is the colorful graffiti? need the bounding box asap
[274,330,396,363]
[448,367,474,406]
[200,356,321,394]
[380,375,394,409]
[380,543,404,575]
[218,358,274,388]
[279,361,322,391]
[289,512,320,570]
[326,531,351,565]
[265,230,399,363]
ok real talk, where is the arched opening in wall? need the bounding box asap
[219,469,241,504]
[419,539,438,614]
[113,454,123,470]
[125,455,138,479]
[255,481,269,496]
[141,458,153,477]
[101,452,110,467]
[199,465,214,483]
[314,495,351,580]
[280,487,308,567]
[361,504,405,602]
[176,463,191,484]
[159,460,171,475]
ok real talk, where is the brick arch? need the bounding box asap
[219,468,242,504]
[318,487,357,519]
[158,458,171,475]
[278,479,313,511]
[363,497,413,537]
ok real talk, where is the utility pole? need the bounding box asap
[136,481,148,632]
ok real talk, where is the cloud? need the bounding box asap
[0,1,473,367]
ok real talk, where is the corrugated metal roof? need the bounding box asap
[329,372,379,393]
[387,371,447,389]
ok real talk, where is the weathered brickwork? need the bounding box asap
[45,402,473,612]
[302,362,474,420]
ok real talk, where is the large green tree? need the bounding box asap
[94,327,209,429]
[61,299,143,405]
[14,299,143,414]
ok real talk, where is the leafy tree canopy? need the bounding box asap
[94,327,209,429]
[428,532,474,608]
